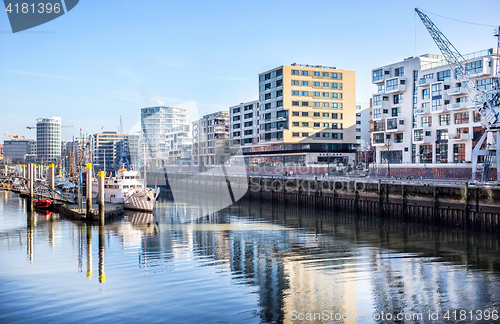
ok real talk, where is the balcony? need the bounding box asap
[371,132,386,146]
[385,118,406,132]
[415,105,430,115]
[431,105,448,114]
[385,77,406,94]
[448,102,468,110]
[417,77,434,87]
[451,132,470,141]
[447,87,466,96]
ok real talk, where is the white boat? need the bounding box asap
[92,168,160,212]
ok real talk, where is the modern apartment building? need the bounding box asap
[36,117,61,163]
[229,100,259,147]
[238,64,356,166]
[3,139,36,164]
[141,106,190,166]
[355,102,371,150]
[92,131,125,172]
[192,111,230,167]
[371,48,499,175]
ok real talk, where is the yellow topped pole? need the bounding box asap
[86,163,92,217]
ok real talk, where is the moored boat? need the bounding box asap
[34,199,52,210]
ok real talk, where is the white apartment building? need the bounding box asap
[141,106,190,165]
[192,111,230,167]
[36,116,61,163]
[371,48,499,168]
[229,100,259,147]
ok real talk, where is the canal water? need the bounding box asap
[1,190,500,323]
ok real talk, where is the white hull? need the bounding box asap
[124,188,160,212]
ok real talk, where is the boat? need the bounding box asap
[34,199,52,210]
[92,167,160,212]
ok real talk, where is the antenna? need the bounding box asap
[495,26,500,89]
[120,116,123,134]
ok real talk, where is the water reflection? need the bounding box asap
[1,190,500,323]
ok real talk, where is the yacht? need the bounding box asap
[92,167,160,212]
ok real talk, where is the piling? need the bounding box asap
[49,164,55,190]
[86,163,92,216]
[29,163,34,200]
[98,170,105,222]
[4,165,7,177]
[22,164,26,178]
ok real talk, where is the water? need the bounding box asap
[1,190,500,323]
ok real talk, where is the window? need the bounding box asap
[386,78,398,91]
[422,88,430,100]
[313,71,320,76]
[395,67,404,77]
[332,103,338,109]
[453,143,466,162]
[302,101,309,106]
[323,113,329,117]
[244,130,253,136]
[437,129,449,141]
[373,94,381,106]
[322,72,329,77]
[292,91,299,95]
[332,123,338,129]
[356,120,361,124]
[393,94,403,104]
[292,132,299,137]
[454,112,469,124]
[292,122,299,127]
[313,82,320,86]
[314,122,320,127]
[473,111,482,123]
[437,70,451,81]
[323,123,329,127]
[378,84,385,93]
[339,73,343,80]
[432,99,442,112]
[323,103,329,107]
[313,92,320,96]
[264,103,271,110]
[356,128,361,132]
[373,69,383,82]
[277,100,283,107]
[332,83,338,89]
[477,77,500,91]
[292,111,299,116]
[313,102,320,107]
[414,129,424,141]
[322,82,329,87]
[233,124,240,129]
[302,112,308,116]
[332,113,338,119]
[332,73,338,79]
[292,80,299,85]
[322,92,329,97]
[292,70,299,75]
[244,121,253,127]
[302,91,308,96]
[244,113,253,119]
[276,79,282,87]
[232,107,240,114]
[313,112,320,117]
[420,144,433,163]
[465,60,483,74]
[302,81,308,86]
[332,93,338,99]
[386,118,398,130]
[423,73,433,79]
[323,133,330,138]
[440,114,450,126]
[302,122,309,127]
[436,143,448,163]
[422,116,432,127]
[233,131,240,137]
[431,83,442,97]
[301,71,308,76]
[292,101,299,106]
[391,107,400,117]
[302,133,309,137]
[395,133,403,143]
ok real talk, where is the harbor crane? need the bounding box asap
[4,133,25,139]
[416,8,500,182]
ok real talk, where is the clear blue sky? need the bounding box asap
[1,0,499,142]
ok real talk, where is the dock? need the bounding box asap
[53,202,124,222]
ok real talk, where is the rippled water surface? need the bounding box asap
[1,190,500,323]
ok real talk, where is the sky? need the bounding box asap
[1,0,499,142]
